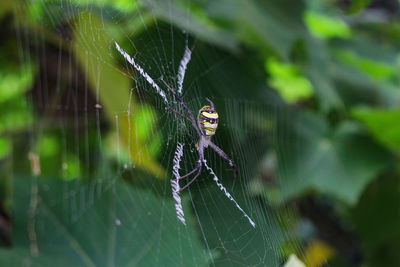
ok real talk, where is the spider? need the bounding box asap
[115,42,254,227]
[161,80,238,192]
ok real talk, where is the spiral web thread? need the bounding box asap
[115,41,255,228]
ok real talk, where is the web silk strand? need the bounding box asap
[171,143,186,225]
[114,41,168,104]
[177,45,192,95]
[203,160,256,228]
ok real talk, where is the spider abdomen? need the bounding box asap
[198,105,219,137]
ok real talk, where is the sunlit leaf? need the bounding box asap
[304,11,351,39]
[62,153,81,180]
[337,50,396,81]
[352,108,400,155]
[0,137,11,159]
[0,105,33,134]
[0,64,35,103]
[72,11,165,177]
[68,0,139,12]
[266,58,313,103]
[37,135,59,157]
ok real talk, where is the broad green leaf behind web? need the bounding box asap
[0,176,211,266]
[277,111,392,205]
[192,183,286,266]
[352,108,400,156]
[353,174,400,266]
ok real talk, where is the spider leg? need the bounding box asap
[208,141,238,183]
[178,142,205,192]
[161,79,202,137]
[179,160,203,192]
[168,107,192,122]
[176,165,199,180]
[205,98,214,109]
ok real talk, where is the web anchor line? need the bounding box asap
[171,143,186,225]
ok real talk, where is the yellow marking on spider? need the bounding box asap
[201,112,219,119]
[205,128,216,132]
[203,122,218,128]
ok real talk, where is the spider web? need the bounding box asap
[2,0,305,266]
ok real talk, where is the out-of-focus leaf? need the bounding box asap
[348,0,372,14]
[331,61,399,107]
[303,38,344,111]
[337,50,396,81]
[0,0,13,18]
[0,176,211,266]
[37,135,59,157]
[134,104,162,157]
[331,38,400,107]
[0,248,58,266]
[353,174,400,266]
[141,0,307,58]
[284,254,306,267]
[72,11,165,177]
[278,112,392,205]
[62,153,81,180]
[70,0,139,13]
[0,99,33,134]
[140,0,238,51]
[352,108,400,155]
[266,58,313,103]
[304,11,351,39]
[0,137,11,159]
[0,63,35,103]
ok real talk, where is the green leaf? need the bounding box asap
[348,0,371,14]
[304,11,351,39]
[72,11,165,177]
[337,50,396,81]
[353,174,400,265]
[0,99,33,134]
[140,0,239,51]
[0,63,35,103]
[141,0,307,58]
[303,38,344,111]
[352,108,400,155]
[0,137,11,159]
[0,176,211,266]
[278,112,392,205]
[266,58,313,103]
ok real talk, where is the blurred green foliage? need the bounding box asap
[1,0,400,266]
[266,58,313,103]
